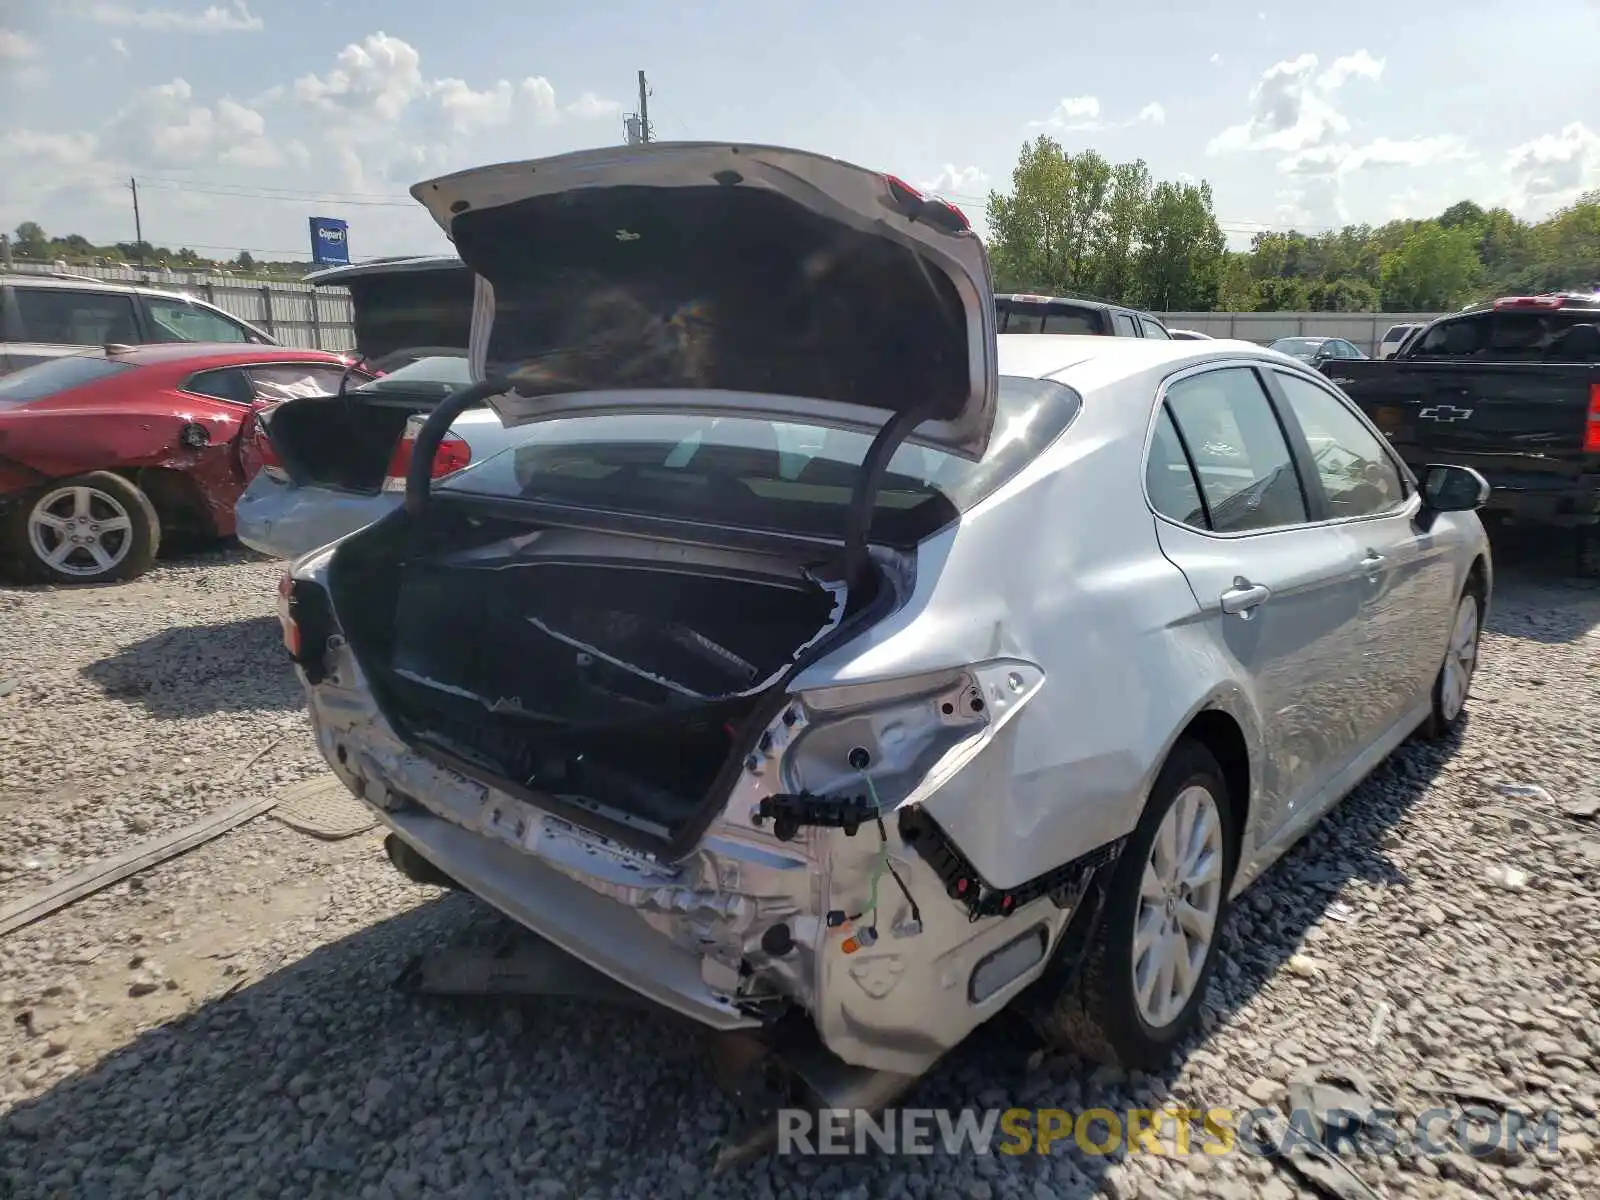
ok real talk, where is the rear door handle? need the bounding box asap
[1359,551,1387,573]
[1220,580,1272,616]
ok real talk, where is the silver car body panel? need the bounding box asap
[291,334,1491,1076]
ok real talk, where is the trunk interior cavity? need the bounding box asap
[329,504,858,844]
[268,395,426,493]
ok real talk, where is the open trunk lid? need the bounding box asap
[411,142,999,460]
[305,256,479,369]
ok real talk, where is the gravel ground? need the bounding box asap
[2,540,1599,1199]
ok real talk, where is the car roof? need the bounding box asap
[303,256,467,286]
[0,272,221,304]
[90,343,350,367]
[994,292,1157,318]
[998,333,1288,390]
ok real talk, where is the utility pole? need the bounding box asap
[129,176,144,269]
[636,70,652,143]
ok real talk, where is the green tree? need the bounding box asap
[236,250,257,272]
[1380,222,1481,310]
[985,137,1115,294]
[14,221,47,257]
[1134,180,1225,310]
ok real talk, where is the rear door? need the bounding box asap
[1146,363,1367,843]
[1265,367,1457,739]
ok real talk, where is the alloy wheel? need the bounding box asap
[1132,784,1225,1029]
[1439,594,1480,723]
[26,485,135,578]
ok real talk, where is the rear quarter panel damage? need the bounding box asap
[0,404,250,535]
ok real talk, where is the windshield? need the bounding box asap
[351,355,473,394]
[442,374,1082,545]
[1270,338,1323,356]
[0,356,135,408]
[1408,311,1600,361]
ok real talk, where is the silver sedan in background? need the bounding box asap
[278,143,1492,1108]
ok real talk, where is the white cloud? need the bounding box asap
[565,91,620,121]
[430,78,517,133]
[1207,52,1374,155]
[917,164,989,196]
[294,31,424,125]
[86,2,264,33]
[1316,50,1383,92]
[1030,95,1102,131]
[1209,52,1222,65]
[0,28,39,59]
[1138,102,1166,126]
[110,36,128,56]
[1503,121,1600,214]
[295,33,615,140]
[108,77,296,169]
[0,129,99,168]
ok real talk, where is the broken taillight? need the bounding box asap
[381,416,473,493]
[277,570,301,657]
[248,403,288,483]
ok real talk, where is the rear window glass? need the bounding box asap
[443,375,1082,545]
[996,301,1102,335]
[1409,311,1600,361]
[352,355,474,395]
[1381,325,1415,342]
[0,356,134,406]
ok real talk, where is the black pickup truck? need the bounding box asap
[1318,291,1600,573]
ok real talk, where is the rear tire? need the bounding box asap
[4,471,160,584]
[1034,739,1238,1069]
[1419,584,1483,741]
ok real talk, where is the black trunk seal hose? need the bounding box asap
[404,376,513,515]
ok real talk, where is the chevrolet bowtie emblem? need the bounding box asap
[1418,404,1474,422]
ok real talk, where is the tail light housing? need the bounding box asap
[1585,383,1600,454]
[277,570,301,657]
[246,402,288,483]
[381,414,472,493]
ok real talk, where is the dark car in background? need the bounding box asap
[995,293,1172,339]
[1319,292,1600,574]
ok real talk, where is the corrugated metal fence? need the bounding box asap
[5,262,1443,356]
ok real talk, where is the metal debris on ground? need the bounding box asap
[269,776,378,841]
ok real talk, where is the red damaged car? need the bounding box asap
[0,342,365,583]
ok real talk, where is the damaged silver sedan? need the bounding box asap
[279,143,1493,1106]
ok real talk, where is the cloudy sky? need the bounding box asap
[1,0,1597,261]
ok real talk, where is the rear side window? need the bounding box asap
[1139,318,1171,340]
[13,288,139,346]
[0,356,135,407]
[1411,311,1600,361]
[246,364,348,401]
[1146,407,1206,526]
[1161,367,1309,533]
[1381,325,1414,342]
[1114,313,1139,336]
[183,368,252,403]
[146,297,250,343]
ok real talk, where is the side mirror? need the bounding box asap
[1420,463,1490,513]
